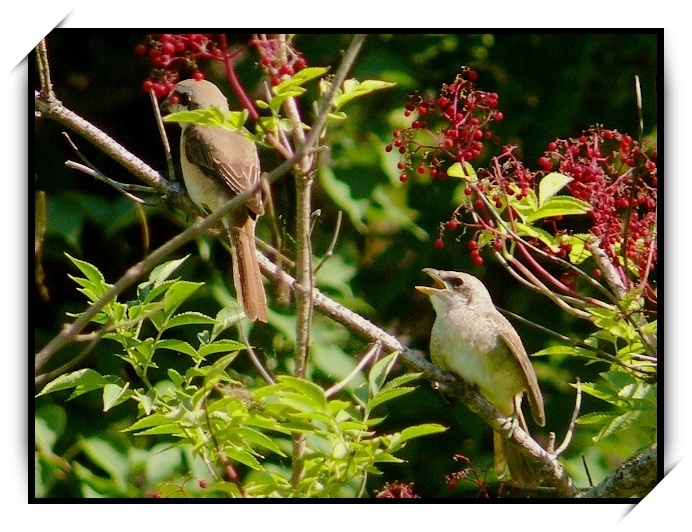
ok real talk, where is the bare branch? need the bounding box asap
[583,444,658,498]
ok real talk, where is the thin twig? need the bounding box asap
[149,88,177,183]
[554,379,581,456]
[314,211,343,275]
[325,341,382,398]
[237,323,275,385]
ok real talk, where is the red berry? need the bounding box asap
[399,174,408,182]
[464,187,473,196]
[280,64,294,76]
[446,219,460,229]
[135,44,147,55]
[295,57,307,69]
[470,250,483,266]
[397,161,406,170]
[467,240,478,251]
[493,239,503,251]
[142,79,154,92]
[593,268,602,278]
[444,138,454,149]
[473,199,484,210]
[199,480,208,489]
[385,144,393,152]
[417,165,426,174]
[434,238,444,249]
[538,156,553,171]
[192,71,205,81]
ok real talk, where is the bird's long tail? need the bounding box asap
[228,215,268,323]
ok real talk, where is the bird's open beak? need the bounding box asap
[416,268,446,295]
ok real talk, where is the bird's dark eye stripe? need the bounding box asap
[449,277,464,288]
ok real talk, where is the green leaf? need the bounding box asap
[526,196,591,223]
[224,447,263,471]
[36,369,121,398]
[332,79,396,111]
[235,427,287,457]
[398,423,447,442]
[368,351,400,396]
[447,161,477,181]
[147,255,189,287]
[65,253,106,286]
[538,172,573,206]
[277,376,328,412]
[367,387,415,412]
[198,339,246,359]
[531,345,576,357]
[102,383,132,411]
[514,222,560,252]
[162,280,204,315]
[381,372,422,392]
[163,311,216,330]
[155,339,200,359]
[80,437,129,491]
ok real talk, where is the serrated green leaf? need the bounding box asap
[123,414,172,432]
[531,345,576,357]
[381,372,422,392]
[333,79,395,111]
[225,447,263,471]
[102,383,132,411]
[235,427,287,457]
[65,253,106,286]
[526,196,591,223]
[163,280,204,315]
[514,222,560,251]
[198,339,246,358]
[275,67,328,93]
[36,369,121,398]
[367,387,414,412]
[163,311,216,330]
[398,423,447,442]
[132,421,190,437]
[277,376,328,411]
[576,411,615,425]
[154,339,199,359]
[148,255,189,288]
[368,351,399,397]
[538,172,573,206]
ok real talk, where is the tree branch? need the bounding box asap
[583,444,658,498]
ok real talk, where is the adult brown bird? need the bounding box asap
[164,79,267,322]
[417,268,545,484]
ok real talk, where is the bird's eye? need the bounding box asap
[449,277,464,289]
[179,92,190,106]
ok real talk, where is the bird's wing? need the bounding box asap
[183,125,263,216]
[490,312,545,426]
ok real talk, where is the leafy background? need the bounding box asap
[34,32,658,497]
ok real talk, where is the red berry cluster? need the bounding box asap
[439,147,537,263]
[386,67,503,183]
[375,481,420,498]
[540,128,657,279]
[136,34,224,97]
[251,36,307,86]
